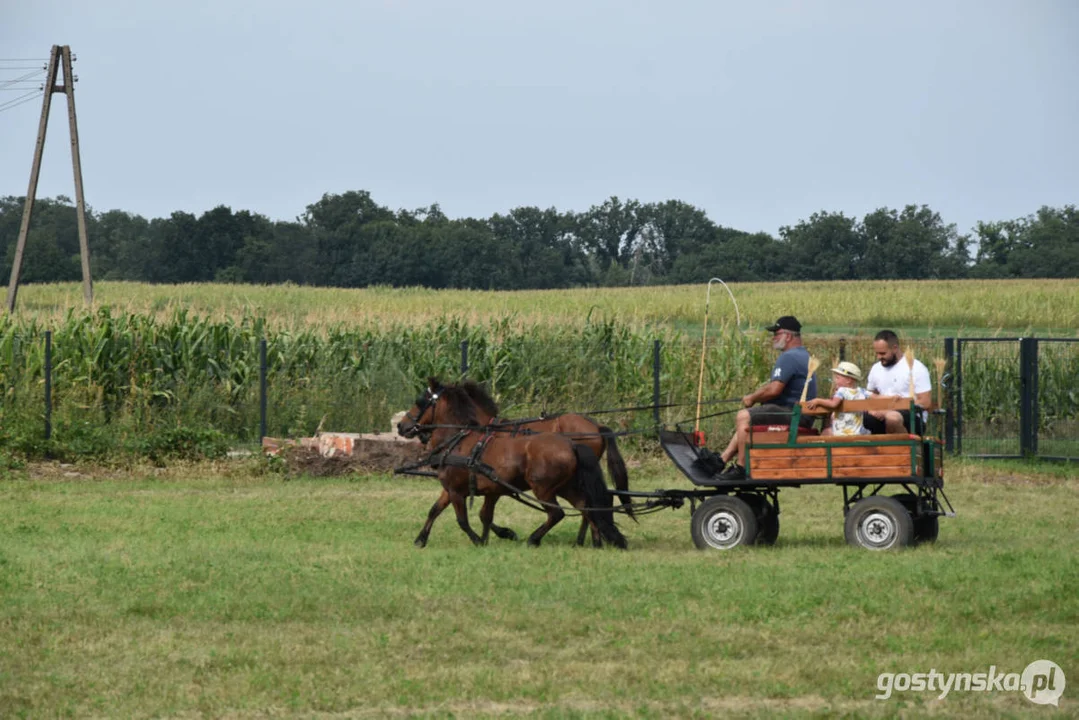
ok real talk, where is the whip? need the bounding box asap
[694,278,740,445]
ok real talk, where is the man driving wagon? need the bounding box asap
[714,315,817,481]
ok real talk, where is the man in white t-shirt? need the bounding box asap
[864,329,932,434]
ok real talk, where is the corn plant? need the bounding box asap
[0,305,1074,460]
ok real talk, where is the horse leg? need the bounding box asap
[485,494,517,542]
[415,490,451,548]
[449,491,485,547]
[567,489,603,548]
[478,494,513,545]
[490,521,518,541]
[589,520,602,548]
[526,490,566,547]
[575,517,593,547]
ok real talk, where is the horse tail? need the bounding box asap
[598,424,635,522]
[573,444,628,550]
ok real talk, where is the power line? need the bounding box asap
[0,69,45,90]
[0,90,43,114]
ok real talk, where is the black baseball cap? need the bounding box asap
[765,316,802,333]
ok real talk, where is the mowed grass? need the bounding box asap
[0,458,1076,718]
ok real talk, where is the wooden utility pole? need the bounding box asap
[6,44,93,313]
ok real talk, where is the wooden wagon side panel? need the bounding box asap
[748,447,829,479]
[748,440,923,480]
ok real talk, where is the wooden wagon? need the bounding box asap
[637,397,954,551]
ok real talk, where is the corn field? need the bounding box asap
[0,306,1075,461]
[13,279,1079,335]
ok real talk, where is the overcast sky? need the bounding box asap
[1,0,1076,237]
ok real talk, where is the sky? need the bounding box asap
[1,0,1077,238]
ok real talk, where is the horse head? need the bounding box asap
[398,377,497,446]
[397,376,445,442]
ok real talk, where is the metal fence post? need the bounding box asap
[1019,337,1037,458]
[44,330,52,440]
[955,339,963,455]
[653,339,661,426]
[943,337,954,453]
[259,338,267,442]
[460,340,469,376]
[1030,338,1040,457]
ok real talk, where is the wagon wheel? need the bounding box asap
[691,496,758,550]
[891,493,940,545]
[737,493,779,546]
[844,496,914,551]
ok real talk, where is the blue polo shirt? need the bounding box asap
[771,346,817,406]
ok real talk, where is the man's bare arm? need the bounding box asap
[744,380,785,407]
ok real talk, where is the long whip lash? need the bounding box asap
[694,289,712,436]
[694,278,741,439]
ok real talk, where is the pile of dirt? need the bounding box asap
[280,438,426,477]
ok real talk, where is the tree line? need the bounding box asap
[0,191,1076,289]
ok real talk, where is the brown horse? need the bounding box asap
[399,379,632,545]
[454,380,635,545]
[456,382,634,520]
[398,378,627,549]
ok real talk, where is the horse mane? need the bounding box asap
[439,384,481,426]
[461,381,500,417]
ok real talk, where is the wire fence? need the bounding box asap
[0,328,1074,461]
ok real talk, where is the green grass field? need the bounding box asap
[1,457,1075,718]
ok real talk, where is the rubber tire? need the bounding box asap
[737,493,779,545]
[844,496,915,551]
[892,493,941,545]
[691,495,758,550]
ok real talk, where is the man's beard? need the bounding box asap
[881,354,899,368]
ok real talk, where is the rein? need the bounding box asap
[494,396,743,427]
[410,421,656,440]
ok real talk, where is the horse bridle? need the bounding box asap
[401,387,440,443]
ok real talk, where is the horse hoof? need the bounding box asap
[500,530,518,541]
[527,538,542,548]
[414,537,427,548]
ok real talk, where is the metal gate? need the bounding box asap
[947,337,1079,461]
[1036,339,1079,461]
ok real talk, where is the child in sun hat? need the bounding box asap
[805,361,872,436]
